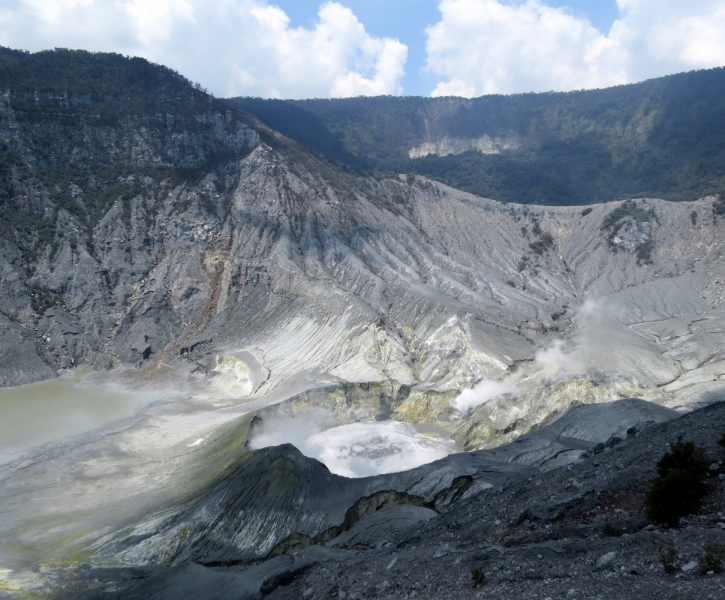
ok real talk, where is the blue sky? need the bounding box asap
[2,1,725,99]
[274,0,622,96]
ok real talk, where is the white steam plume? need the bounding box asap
[248,408,451,478]
[454,298,607,415]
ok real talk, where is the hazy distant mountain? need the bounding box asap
[228,68,725,205]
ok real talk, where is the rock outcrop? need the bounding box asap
[43,398,725,599]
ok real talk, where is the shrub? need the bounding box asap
[601,200,656,233]
[635,239,654,265]
[655,438,709,479]
[471,567,486,587]
[581,207,593,216]
[699,543,725,574]
[659,547,679,575]
[645,437,710,526]
[714,196,725,217]
[27,282,62,314]
[529,233,554,255]
[691,210,698,225]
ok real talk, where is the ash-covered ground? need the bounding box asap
[264,402,725,600]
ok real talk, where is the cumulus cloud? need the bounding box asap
[0,0,407,98]
[426,0,725,97]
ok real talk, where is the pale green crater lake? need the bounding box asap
[0,370,164,464]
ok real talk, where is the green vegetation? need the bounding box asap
[714,195,725,217]
[700,543,725,574]
[645,437,710,526]
[0,47,261,265]
[599,201,657,259]
[526,220,554,255]
[0,46,211,111]
[601,200,656,232]
[229,67,725,205]
[659,547,679,575]
[635,240,654,265]
[581,207,593,216]
[529,233,554,256]
[691,210,698,225]
[471,567,486,587]
[27,282,62,314]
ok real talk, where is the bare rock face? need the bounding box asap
[408,134,520,158]
[0,313,56,386]
[2,135,725,436]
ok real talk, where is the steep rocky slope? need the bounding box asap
[1,49,725,599]
[2,52,724,433]
[40,399,725,600]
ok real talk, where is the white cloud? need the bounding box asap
[0,0,407,98]
[426,0,725,97]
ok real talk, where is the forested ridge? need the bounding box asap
[0,47,262,268]
[228,68,725,205]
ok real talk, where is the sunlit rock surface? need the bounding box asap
[1,130,725,597]
[2,142,724,418]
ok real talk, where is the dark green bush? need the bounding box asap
[529,233,554,255]
[655,438,709,479]
[714,196,725,217]
[27,282,62,314]
[699,543,725,574]
[581,207,593,216]
[645,438,710,526]
[635,240,654,265]
[659,547,679,575]
[691,210,698,225]
[601,200,656,233]
[471,567,486,587]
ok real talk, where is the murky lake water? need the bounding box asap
[0,370,163,464]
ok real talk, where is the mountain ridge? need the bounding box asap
[228,66,725,205]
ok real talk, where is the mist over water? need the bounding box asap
[0,369,178,464]
[248,408,453,478]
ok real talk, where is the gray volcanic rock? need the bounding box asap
[479,398,679,470]
[0,313,55,386]
[259,400,725,600]
[112,443,537,567]
[49,397,725,600]
[327,504,438,550]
